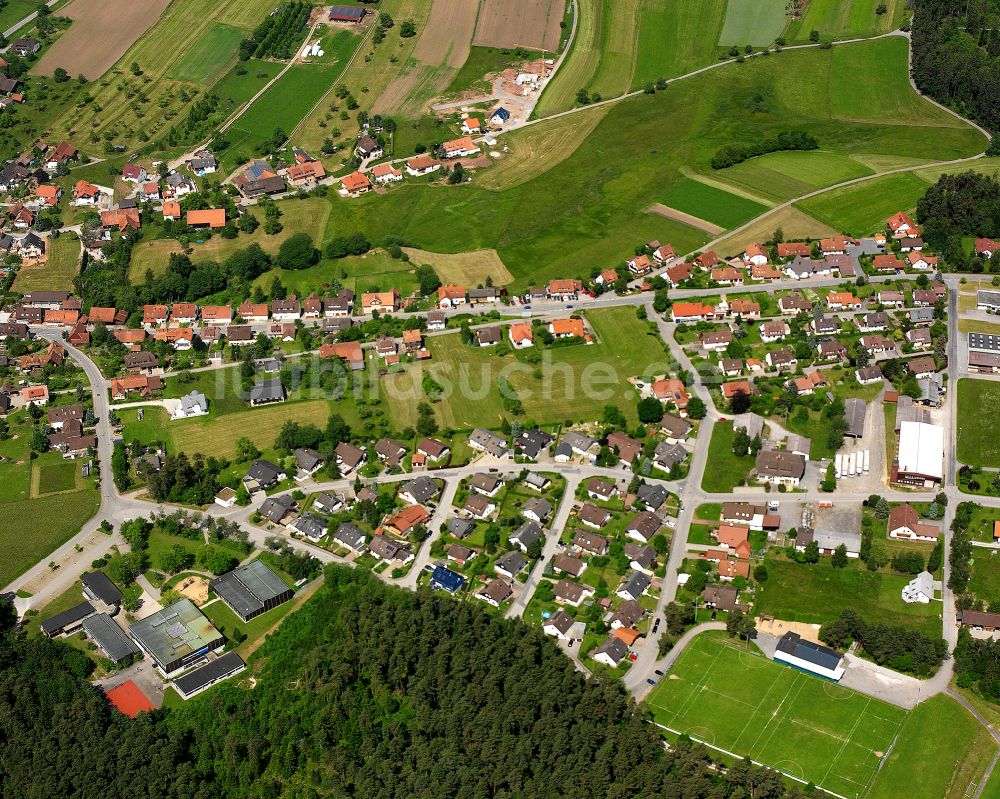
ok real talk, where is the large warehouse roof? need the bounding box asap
[83,613,140,662]
[128,599,221,668]
[897,421,943,481]
[210,560,289,619]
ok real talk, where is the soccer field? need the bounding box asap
[647,634,907,797]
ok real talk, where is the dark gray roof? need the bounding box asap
[522,497,552,520]
[293,513,327,540]
[618,570,651,598]
[246,459,282,485]
[447,517,476,538]
[334,523,366,550]
[401,475,439,505]
[294,448,323,472]
[82,613,139,662]
[40,601,95,636]
[259,494,296,522]
[173,651,245,697]
[511,520,542,548]
[775,631,843,670]
[495,550,527,575]
[516,428,553,458]
[210,560,291,619]
[844,398,866,438]
[81,571,122,605]
[636,483,668,509]
[250,378,284,404]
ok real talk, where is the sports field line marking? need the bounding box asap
[744,672,805,759]
[819,696,872,790]
[731,663,787,753]
[750,676,809,762]
[667,641,728,724]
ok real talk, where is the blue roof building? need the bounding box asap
[431,565,465,594]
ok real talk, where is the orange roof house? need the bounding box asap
[721,380,753,399]
[186,208,226,229]
[101,208,141,231]
[43,309,78,326]
[143,304,169,325]
[110,375,162,399]
[35,184,61,205]
[162,200,181,220]
[509,322,533,346]
[287,160,326,184]
[114,328,147,346]
[611,627,641,646]
[776,242,811,258]
[887,211,918,234]
[652,378,689,411]
[385,504,431,536]
[319,341,363,366]
[671,302,715,321]
[716,523,750,549]
[88,307,118,324]
[200,305,232,323]
[438,285,466,304]
[340,171,372,195]
[872,254,904,272]
[73,179,100,199]
[550,318,585,338]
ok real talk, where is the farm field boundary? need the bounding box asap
[473,0,565,52]
[647,203,724,235]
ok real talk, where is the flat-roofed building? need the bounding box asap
[128,598,224,677]
[173,651,246,699]
[210,560,293,623]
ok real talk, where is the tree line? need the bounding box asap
[710,130,819,170]
[0,568,821,799]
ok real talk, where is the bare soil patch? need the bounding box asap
[647,203,725,235]
[413,0,479,67]
[34,0,173,80]
[474,0,565,52]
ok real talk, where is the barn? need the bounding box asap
[329,5,365,22]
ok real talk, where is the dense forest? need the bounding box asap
[0,568,817,799]
[915,171,1000,261]
[912,0,1000,134]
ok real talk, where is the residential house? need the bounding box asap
[626,511,661,544]
[888,503,941,541]
[756,450,806,486]
[554,579,594,607]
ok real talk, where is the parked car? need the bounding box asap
[628,652,638,661]
[652,618,661,633]
[654,669,664,677]
[646,678,657,686]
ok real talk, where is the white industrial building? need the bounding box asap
[895,421,944,487]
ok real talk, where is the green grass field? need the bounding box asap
[867,694,996,799]
[221,62,348,172]
[446,46,523,96]
[0,489,101,588]
[957,379,1000,467]
[647,633,907,797]
[201,594,296,654]
[661,178,770,228]
[970,552,1000,605]
[788,0,911,42]
[129,197,330,281]
[13,234,80,293]
[754,558,942,636]
[718,0,788,47]
[382,306,670,430]
[713,150,875,203]
[795,171,930,235]
[327,37,985,290]
[700,421,754,492]
[633,0,727,86]
[534,0,603,117]
[167,23,246,83]
[37,461,79,495]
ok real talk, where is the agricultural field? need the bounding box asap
[787,0,911,43]
[718,0,788,47]
[956,379,1000,467]
[473,0,565,52]
[33,0,173,80]
[795,171,931,235]
[754,558,942,637]
[327,37,985,289]
[382,306,671,430]
[13,233,80,292]
[533,0,602,117]
[166,23,248,84]
[47,0,281,150]
[586,0,643,102]
[647,633,907,798]
[295,0,438,150]
[221,62,349,172]
[128,198,330,281]
[713,150,875,204]
[867,694,997,799]
[633,0,726,86]
[660,178,770,230]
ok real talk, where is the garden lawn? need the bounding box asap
[647,632,907,798]
[0,489,101,587]
[868,694,996,799]
[167,23,246,83]
[956,379,1000,467]
[661,178,769,229]
[754,557,942,637]
[382,306,670,430]
[36,460,79,495]
[969,551,1000,606]
[13,234,80,292]
[718,0,788,47]
[701,421,753,492]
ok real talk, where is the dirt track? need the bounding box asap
[474,0,565,52]
[33,0,172,80]
[647,203,725,235]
